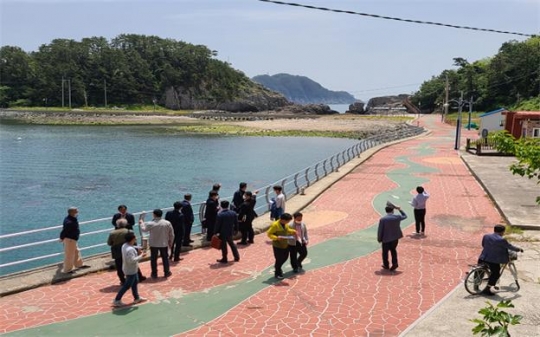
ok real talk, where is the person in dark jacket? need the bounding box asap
[478,224,523,296]
[214,200,240,263]
[107,218,147,284]
[181,194,195,246]
[111,205,135,230]
[165,201,185,262]
[377,205,407,271]
[232,182,247,210]
[237,191,258,245]
[59,207,88,273]
[204,190,219,241]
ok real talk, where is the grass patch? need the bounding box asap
[168,124,362,138]
[444,111,481,127]
[505,225,524,235]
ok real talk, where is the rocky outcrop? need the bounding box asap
[346,102,366,114]
[252,73,356,104]
[366,95,410,114]
[272,104,339,115]
[164,83,290,112]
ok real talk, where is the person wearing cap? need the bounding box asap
[59,207,89,273]
[377,205,407,271]
[478,224,524,296]
[411,186,430,235]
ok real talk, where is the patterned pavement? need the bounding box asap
[0,115,502,336]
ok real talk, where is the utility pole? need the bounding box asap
[467,96,474,130]
[454,91,464,150]
[443,74,449,122]
[104,79,107,108]
[61,76,65,108]
[68,79,72,109]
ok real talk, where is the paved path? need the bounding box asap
[0,115,522,336]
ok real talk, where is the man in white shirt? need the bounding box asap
[411,186,430,235]
[271,185,286,220]
[140,209,174,278]
[113,232,147,307]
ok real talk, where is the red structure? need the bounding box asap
[503,111,540,139]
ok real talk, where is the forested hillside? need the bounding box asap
[411,36,540,112]
[0,34,287,111]
[252,73,356,104]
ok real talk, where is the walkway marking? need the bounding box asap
[5,136,442,337]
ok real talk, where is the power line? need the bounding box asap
[257,0,536,37]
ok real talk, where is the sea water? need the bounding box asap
[0,123,357,275]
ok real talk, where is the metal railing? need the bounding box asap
[0,124,424,275]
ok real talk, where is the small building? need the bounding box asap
[504,111,540,139]
[479,108,506,132]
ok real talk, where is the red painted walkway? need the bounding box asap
[0,115,500,336]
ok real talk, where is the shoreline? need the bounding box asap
[0,109,414,138]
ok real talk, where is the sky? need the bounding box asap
[0,0,539,102]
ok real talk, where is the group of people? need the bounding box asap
[58,180,520,307]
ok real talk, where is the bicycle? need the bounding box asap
[464,251,520,295]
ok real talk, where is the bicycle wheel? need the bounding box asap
[506,263,520,292]
[464,266,490,295]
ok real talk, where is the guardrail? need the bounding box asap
[0,124,424,276]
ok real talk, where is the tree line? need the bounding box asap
[411,36,540,112]
[0,34,251,108]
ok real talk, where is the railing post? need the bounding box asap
[265,185,272,209]
[294,172,300,194]
[314,163,320,181]
[305,168,310,187]
[281,179,287,197]
[322,159,328,176]
[329,155,335,173]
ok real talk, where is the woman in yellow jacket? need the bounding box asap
[267,213,296,279]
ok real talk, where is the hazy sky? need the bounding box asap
[1,0,539,101]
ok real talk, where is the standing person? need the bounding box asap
[59,207,89,273]
[204,191,219,241]
[411,186,430,235]
[237,191,258,245]
[232,182,247,210]
[288,212,309,272]
[214,200,240,263]
[271,185,286,220]
[139,209,174,278]
[267,213,296,279]
[112,232,147,307]
[107,218,130,285]
[377,205,407,271]
[111,205,135,230]
[181,194,195,246]
[165,201,185,262]
[478,225,523,296]
[107,218,146,285]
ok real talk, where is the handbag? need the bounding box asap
[210,234,222,249]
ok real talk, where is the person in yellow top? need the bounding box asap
[267,213,296,279]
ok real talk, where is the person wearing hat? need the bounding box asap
[478,224,524,296]
[59,207,89,273]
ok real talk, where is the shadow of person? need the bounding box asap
[374,269,403,276]
[100,285,122,293]
[111,306,139,315]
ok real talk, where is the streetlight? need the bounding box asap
[450,92,465,150]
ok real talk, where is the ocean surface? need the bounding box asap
[0,123,358,275]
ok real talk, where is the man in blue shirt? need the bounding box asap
[478,224,523,296]
[377,205,407,271]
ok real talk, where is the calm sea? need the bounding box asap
[0,123,357,275]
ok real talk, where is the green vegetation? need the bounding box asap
[168,124,362,138]
[471,300,522,337]
[490,130,540,203]
[412,36,540,112]
[0,34,253,108]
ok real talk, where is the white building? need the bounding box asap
[479,108,506,132]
